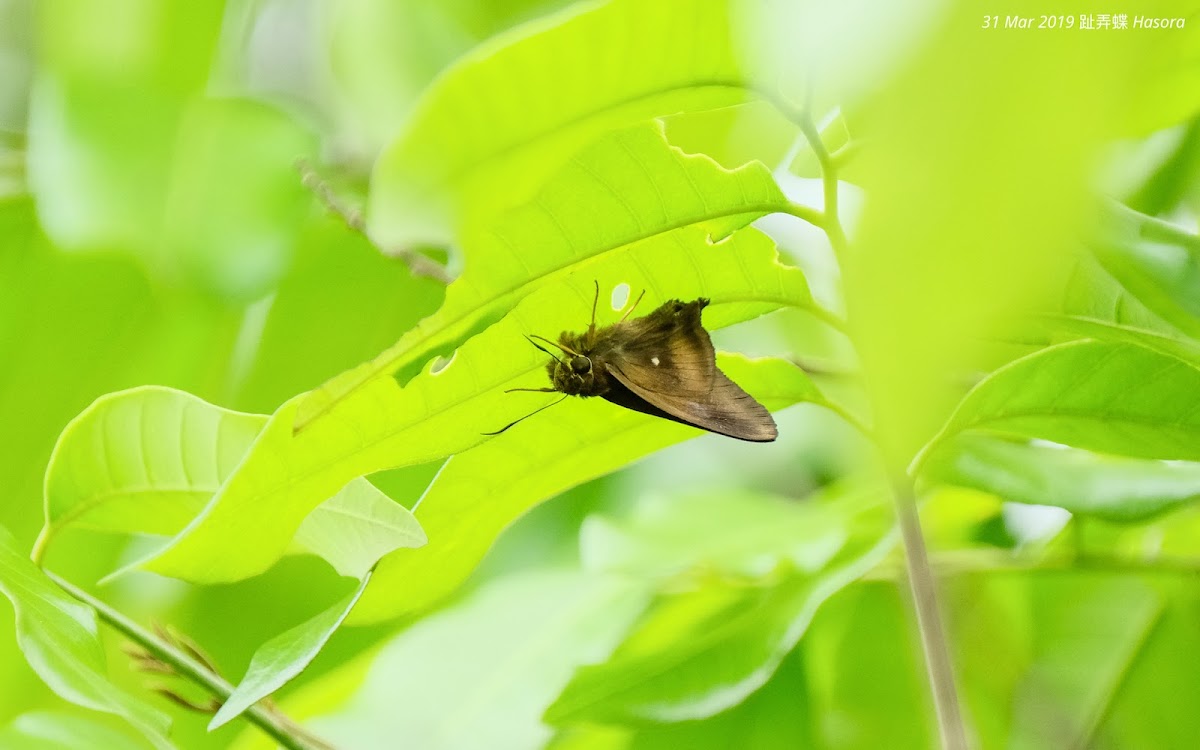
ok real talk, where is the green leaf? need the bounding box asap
[306,571,651,750]
[920,340,1200,468]
[1093,206,1200,341]
[209,573,372,731]
[38,386,268,558]
[580,489,847,580]
[292,479,427,580]
[544,523,894,725]
[303,120,809,428]
[348,355,822,624]
[1009,577,1160,749]
[0,712,148,750]
[367,0,760,246]
[0,526,171,749]
[134,225,813,585]
[923,434,1200,522]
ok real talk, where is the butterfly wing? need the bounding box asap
[596,299,778,442]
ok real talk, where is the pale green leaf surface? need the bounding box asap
[921,340,1200,468]
[292,479,427,580]
[580,490,846,580]
[39,386,267,555]
[136,226,812,584]
[1033,315,1200,367]
[923,434,1200,522]
[544,528,895,725]
[307,571,651,750]
[0,527,171,749]
[301,121,805,428]
[0,712,148,750]
[209,573,372,731]
[348,355,820,624]
[367,0,759,247]
[1010,577,1161,750]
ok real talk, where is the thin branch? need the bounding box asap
[296,158,454,284]
[46,572,328,750]
[794,114,850,263]
[891,479,970,750]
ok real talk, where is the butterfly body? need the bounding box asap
[542,297,778,442]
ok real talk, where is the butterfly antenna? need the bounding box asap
[530,333,581,357]
[524,335,566,364]
[588,280,600,346]
[619,288,646,322]
[482,395,568,436]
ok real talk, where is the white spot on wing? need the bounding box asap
[651,356,660,366]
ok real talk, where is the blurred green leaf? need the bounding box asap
[0,711,148,750]
[292,479,426,580]
[349,355,821,624]
[1093,206,1200,341]
[209,573,372,731]
[307,571,651,750]
[0,526,171,749]
[1009,576,1160,750]
[921,340,1200,467]
[368,0,758,246]
[580,489,846,580]
[544,523,894,725]
[924,434,1200,522]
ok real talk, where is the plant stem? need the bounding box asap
[794,113,850,264]
[46,572,322,750]
[891,479,970,750]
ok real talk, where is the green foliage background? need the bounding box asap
[1,0,1200,748]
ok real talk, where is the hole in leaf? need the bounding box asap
[430,351,457,375]
[611,282,630,311]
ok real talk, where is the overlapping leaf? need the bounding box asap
[367,0,761,247]
[0,527,171,749]
[349,356,822,624]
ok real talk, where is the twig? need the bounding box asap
[891,479,970,750]
[46,571,329,750]
[296,158,454,284]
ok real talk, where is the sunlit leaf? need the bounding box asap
[349,355,821,624]
[367,0,760,247]
[0,527,171,749]
[38,387,267,558]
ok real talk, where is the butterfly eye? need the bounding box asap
[570,356,592,375]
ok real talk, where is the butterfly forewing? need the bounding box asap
[597,299,778,442]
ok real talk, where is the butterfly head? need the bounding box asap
[548,352,595,395]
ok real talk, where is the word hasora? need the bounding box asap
[985,14,1185,29]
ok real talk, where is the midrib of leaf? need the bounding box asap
[46,486,214,535]
[294,195,812,432]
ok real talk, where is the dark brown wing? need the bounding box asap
[595,299,778,442]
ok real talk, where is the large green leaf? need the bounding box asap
[0,527,171,749]
[544,523,894,725]
[923,434,1200,522]
[919,340,1200,468]
[301,121,809,428]
[132,224,813,584]
[348,355,821,624]
[38,387,268,558]
[367,0,762,247]
[306,571,651,750]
